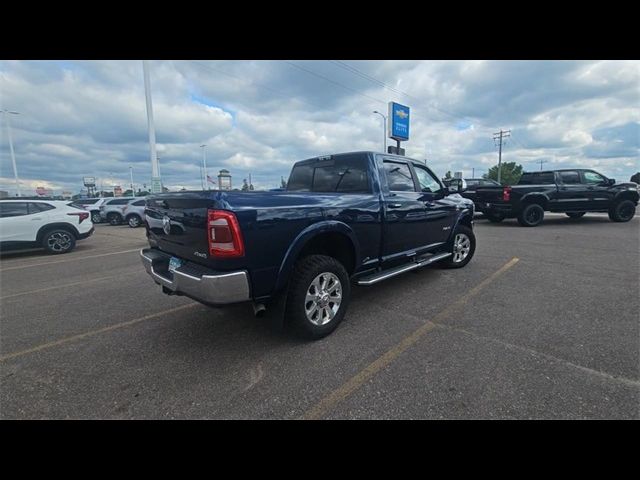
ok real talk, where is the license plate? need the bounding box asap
[168,256,183,273]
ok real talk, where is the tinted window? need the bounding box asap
[384,161,416,192]
[29,202,55,213]
[79,198,99,205]
[132,200,146,206]
[559,171,580,184]
[287,154,370,193]
[518,172,555,185]
[413,165,442,193]
[0,202,29,218]
[466,180,479,187]
[481,179,500,186]
[583,171,606,184]
[107,199,132,205]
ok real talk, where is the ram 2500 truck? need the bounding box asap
[475,169,638,227]
[140,151,475,339]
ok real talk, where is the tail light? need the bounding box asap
[502,186,511,201]
[68,212,90,223]
[207,209,244,257]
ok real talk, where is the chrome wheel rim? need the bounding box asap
[47,232,72,252]
[129,216,140,227]
[305,272,342,326]
[452,233,471,263]
[92,213,101,223]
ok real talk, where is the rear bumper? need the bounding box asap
[140,248,250,305]
[78,227,95,239]
[476,201,515,216]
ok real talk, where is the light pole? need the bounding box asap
[200,144,208,190]
[373,111,387,153]
[1,110,21,197]
[129,166,134,196]
[142,60,161,193]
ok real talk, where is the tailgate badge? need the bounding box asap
[194,251,207,258]
[162,215,171,235]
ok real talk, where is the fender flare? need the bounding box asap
[613,190,640,203]
[36,223,81,243]
[274,220,360,292]
[447,209,474,244]
[520,192,550,207]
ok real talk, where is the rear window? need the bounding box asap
[518,172,555,185]
[79,198,99,205]
[29,202,55,212]
[559,171,581,184]
[287,154,370,193]
[132,200,146,206]
[107,198,132,205]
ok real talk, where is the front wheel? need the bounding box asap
[439,225,476,269]
[566,212,586,219]
[285,255,351,340]
[107,213,122,225]
[609,200,636,222]
[91,211,102,223]
[517,203,545,227]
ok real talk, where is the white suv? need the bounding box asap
[0,200,94,254]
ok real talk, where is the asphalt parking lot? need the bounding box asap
[1,214,638,419]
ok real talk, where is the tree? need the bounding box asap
[444,171,452,179]
[281,176,287,189]
[241,179,249,191]
[483,162,523,185]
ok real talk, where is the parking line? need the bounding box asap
[0,303,200,362]
[0,248,142,272]
[0,269,142,300]
[300,256,520,420]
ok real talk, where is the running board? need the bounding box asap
[356,252,452,286]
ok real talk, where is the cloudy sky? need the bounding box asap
[0,60,638,195]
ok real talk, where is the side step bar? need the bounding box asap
[356,252,452,286]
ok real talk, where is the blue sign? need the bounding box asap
[388,102,410,141]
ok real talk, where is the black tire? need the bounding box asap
[107,212,122,225]
[439,225,476,269]
[517,203,545,227]
[127,214,142,228]
[566,212,586,219]
[609,200,636,222]
[284,254,351,340]
[485,212,505,223]
[91,211,102,224]
[42,229,76,254]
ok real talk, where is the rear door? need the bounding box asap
[556,170,588,210]
[0,202,36,241]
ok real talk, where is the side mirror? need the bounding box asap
[447,178,467,194]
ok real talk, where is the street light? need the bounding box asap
[1,109,21,197]
[200,144,208,190]
[373,111,387,153]
[129,166,134,196]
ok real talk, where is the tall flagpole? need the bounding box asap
[142,61,161,193]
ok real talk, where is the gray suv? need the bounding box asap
[100,197,144,225]
[122,198,147,228]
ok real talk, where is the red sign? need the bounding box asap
[36,187,49,196]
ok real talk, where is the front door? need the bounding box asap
[556,170,588,211]
[581,170,614,210]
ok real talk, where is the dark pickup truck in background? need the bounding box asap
[475,168,639,227]
[140,151,475,339]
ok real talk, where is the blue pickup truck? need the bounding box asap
[140,151,476,339]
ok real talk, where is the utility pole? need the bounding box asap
[200,144,208,190]
[142,61,161,193]
[1,110,21,197]
[493,129,511,184]
[532,159,549,171]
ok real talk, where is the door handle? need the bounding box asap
[388,203,402,209]
[31,217,42,221]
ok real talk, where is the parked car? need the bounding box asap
[122,198,146,228]
[100,197,144,225]
[140,151,476,339]
[72,197,109,223]
[461,178,501,212]
[474,168,639,226]
[0,200,94,254]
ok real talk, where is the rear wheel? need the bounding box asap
[91,211,102,223]
[566,212,586,219]
[485,212,505,223]
[42,229,76,254]
[517,203,545,227]
[285,255,350,340]
[439,225,476,269]
[127,214,142,228]
[107,212,122,225]
[609,200,636,222]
